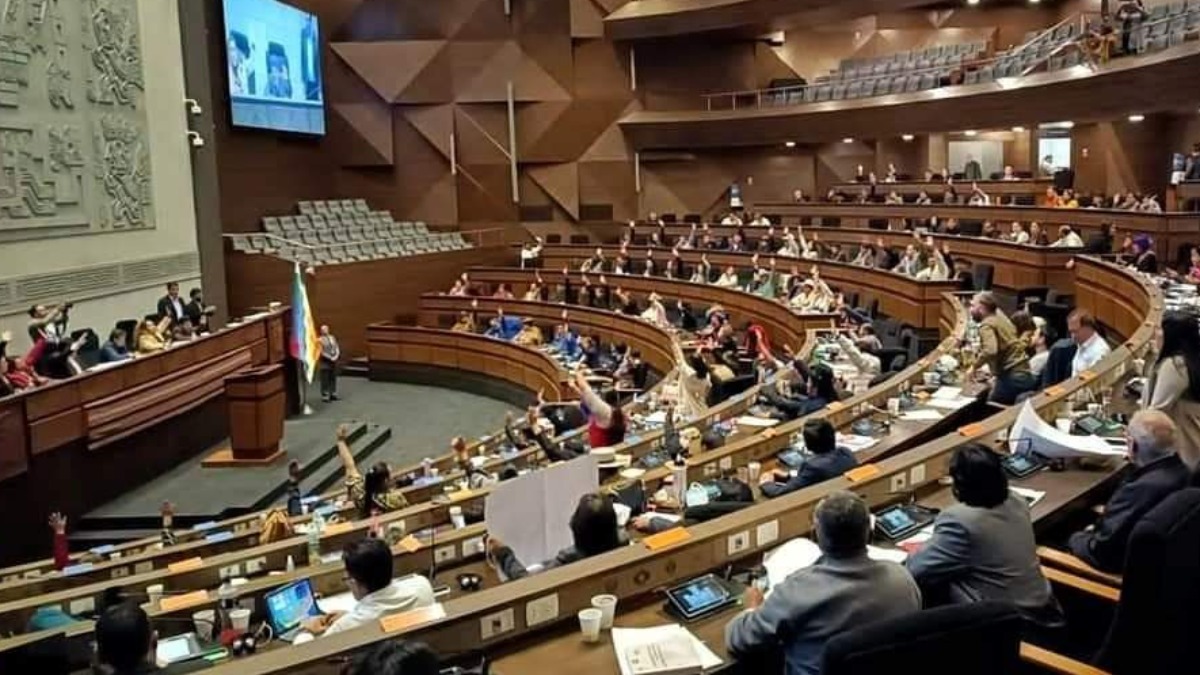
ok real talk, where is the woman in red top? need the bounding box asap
[571,369,626,448]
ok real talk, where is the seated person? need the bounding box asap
[97,602,210,674]
[334,424,409,518]
[551,322,581,359]
[905,444,1064,629]
[134,314,172,355]
[834,332,881,375]
[99,328,133,364]
[303,538,435,637]
[513,322,544,347]
[503,405,571,464]
[761,363,838,421]
[345,641,440,675]
[725,491,921,675]
[450,311,476,333]
[183,288,216,334]
[487,493,626,580]
[759,419,857,498]
[614,349,649,390]
[484,311,524,341]
[1067,410,1190,572]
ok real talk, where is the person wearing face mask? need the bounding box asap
[965,292,1035,405]
[1067,410,1189,573]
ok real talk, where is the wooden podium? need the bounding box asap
[202,364,286,467]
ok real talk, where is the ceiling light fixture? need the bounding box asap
[1011,126,1026,132]
[1127,113,1145,123]
[901,134,915,142]
[842,137,854,143]
[967,0,980,6]
[785,141,796,148]
[964,129,978,136]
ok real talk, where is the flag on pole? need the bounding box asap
[289,263,321,383]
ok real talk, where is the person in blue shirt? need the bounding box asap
[484,311,524,341]
[98,328,132,364]
[552,321,580,360]
[759,418,857,498]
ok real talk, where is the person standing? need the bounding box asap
[967,292,1035,404]
[156,282,186,326]
[319,324,340,402]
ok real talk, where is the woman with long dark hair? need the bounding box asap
[487,492,624,580]
[1143,311,1200,469]
[334,425,409,518]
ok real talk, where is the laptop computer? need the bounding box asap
[264,578,323,642]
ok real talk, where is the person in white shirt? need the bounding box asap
[835,332,881,375]
[303,538,435,637]
[1008,221,1030,245]
[968,183,991,206]
[1138,195,1162,213]
[1002,165,1018,181]
[1068,309,1111,377]
[720,212,743,226]
[1050,225,1084,248]
[714,266,740,288]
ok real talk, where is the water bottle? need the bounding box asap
[307,510,324,565]
[671,458,688,504]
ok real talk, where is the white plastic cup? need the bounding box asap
[193,610,216,641]
[1055,418,1073,433]
[449,506,465,529]
[887,398,901,415]
[591,594,617,630]
[229,608,251,632]
[747,462,762,482]
[146,584,164,608]
[578,608,603,643]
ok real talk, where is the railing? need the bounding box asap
[697,10,1191,112]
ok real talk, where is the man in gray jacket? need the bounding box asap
[905,443,1064,629]
[725,491,921,675]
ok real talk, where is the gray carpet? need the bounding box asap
[87,379,515,521]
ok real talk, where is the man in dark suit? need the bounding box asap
[155,282,185,327]
[760,419,857,498]
[1068,410,1190,572]
[906,444,1064,629]
[182,288,215,334]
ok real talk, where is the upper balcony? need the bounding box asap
[621,17,1200,149]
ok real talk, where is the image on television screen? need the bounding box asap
[223,0,325,135]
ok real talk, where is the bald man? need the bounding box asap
[1067,410,1190,572]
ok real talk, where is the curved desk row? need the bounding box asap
[532,244,961,331]
[0,311,288,567]
[830,179,1053,200]
[613,225,1080,293]
[365,326,572,403]
[462,266,837,352]
[191,257,1156,675]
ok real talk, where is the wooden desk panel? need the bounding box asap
[0,400,28,482]
[831,179,1052,198]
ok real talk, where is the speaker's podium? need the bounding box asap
[202,364,286,467]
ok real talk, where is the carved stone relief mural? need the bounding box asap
[0,0,153,242]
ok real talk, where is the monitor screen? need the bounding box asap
[264,579,321,634]
[667,575,730,618]
[222,0,325,135]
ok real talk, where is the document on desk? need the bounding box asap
[763,538,909,592]
[836,434,878,453]
[924,387,977,411]
[612,624,722,675]
[735,415,779,428]
[1009,401,1127,460]
[485,454,599,571]
[899,409,944,421]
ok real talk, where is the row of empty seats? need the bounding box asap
[229,198,472,266]
[832,42,988,80]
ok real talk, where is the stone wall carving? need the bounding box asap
[0,0,153,242]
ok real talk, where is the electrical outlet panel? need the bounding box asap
[244,556,267,574]
[435,545,457,564]
[756,520,780,547]
[890,472,908,493]
[462,536,486,557]
[68,597,95,616]
[133,561,153,575]
[220,564,242,580]
[727,530,751,556]
[909,463,926,486]
[525,593,559,627]
[110,567,130,579]
[480,607,515,640]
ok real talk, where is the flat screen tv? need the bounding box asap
[222,0,325,135]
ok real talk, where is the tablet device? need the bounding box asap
[874,504,937,541]
[776,448,806,470]
[1002,453,1045,478]
[156,632,204,665]
[664,574,736,621]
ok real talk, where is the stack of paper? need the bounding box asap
[924,386,977,410]
[613,625,722,675]
[762,538,910,591]
[1009,401,1127,460]
[735,415,779,428]
[899,409,944,422]
[837,434,879,453]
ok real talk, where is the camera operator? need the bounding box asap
[26,302,83,378]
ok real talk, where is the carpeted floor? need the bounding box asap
[86,378,515,522]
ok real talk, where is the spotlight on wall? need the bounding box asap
[186,131,205,148]
[183,98,202,116]
[901,134,915,142]
[967,0,980,5]
[1127,113,1145,123]
[1011,126,1026,132]
[842,137,854,144]
[785,141,796,148]
[964,129,978,137]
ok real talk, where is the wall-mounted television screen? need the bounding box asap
[223,0,325,135]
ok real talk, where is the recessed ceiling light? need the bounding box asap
[1029,0,1040,4]
[964,130,978,136]
[1011,126,1026,132]
[785,141,796,148]
[967,0,980,5]
[842,137,854,143]
[1127,114,1145,123]
[901,134,915,142]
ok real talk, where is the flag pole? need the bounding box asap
[298,358,313,416]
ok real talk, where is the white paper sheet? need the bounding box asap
[837,433,879,453]
[612,624,722,675]
[1011,486,1046,508]
[485,454,599,572]
[735,415,780,428]
[763,537,908,592]
[899,409,944,421]
[932,386,963,400]
[1008,401,1127,460]
[924,396,977,410]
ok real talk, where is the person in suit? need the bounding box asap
[98,328,132,364]
[725,491,921,675]
[182,288,215,334]
[155,282,185,327]
[1068,410,1190,572]
[905,444,1064,629]
[759,419,857,498]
